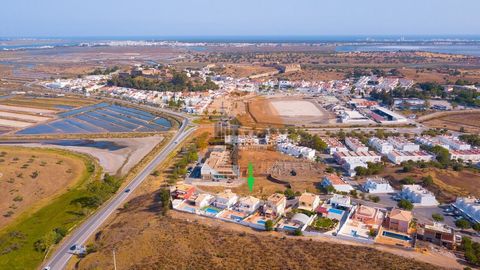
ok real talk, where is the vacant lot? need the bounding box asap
[422,112,480,133]
[0,146,85,228]
[379,166,480,203]
[74,191,441,270]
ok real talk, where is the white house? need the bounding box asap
[321,174,354,193]
[345,137,369,152]
[438,136,471,151]
[214,189,239,209]
[369,137,394,154]
[449,149,480,163]
[453,197,480,224]
[400,185,438,206]
[342,160,368,177]
[387,137,420,152]
[329,194,352,208]
[265,193,287,217]
[236,196,261,214]
[195,194,215,208]
[323,137,349,155]
[277,143,316,160]
[387,150,434,164]
[334,151,382,164]
[363,178,394,193]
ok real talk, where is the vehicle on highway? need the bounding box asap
[43,267,51,270]
[125,188,131,193]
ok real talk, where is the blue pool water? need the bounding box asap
[328,208,344,215]
[231,215,244,221]
[183,206,196,213]
[382,231,412,241]
[204,207,220,215]
[257,220,266,225]
[55,105,75,110]
[16,103,172,135]
[283,225,299,231]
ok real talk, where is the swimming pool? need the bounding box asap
[231,215,244,221]
[183,206,196,213]
[328,208,344,215]
[382,231,412,241]
[257,220,266,225]
[283,225,299,231]
[204,207,220,215]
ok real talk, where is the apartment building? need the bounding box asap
[369,137,394,154]
[323,137,348,155]
[201,146,239,181]
[345,137,369,152]
[386,150,434,164]
[387,137,420,152]
[400,185,439,206]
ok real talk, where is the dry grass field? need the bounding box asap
[422,112,480,133]
[0,146,86,228]
[72,191,441,270]
[0,95,96,110]
[378,166,480,203]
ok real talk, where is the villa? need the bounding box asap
[400,185,439,206]
[195,193,215,208]
[417,223,456,249]
[264,193,287,217]
[339,205,386,240]
[170,183,196,200]
[328,194,352,209]
[321,174,354,193]
[235,196,261,214]
[362,178,394,193]
[453,197,480,224]
[213,189,239,209]
[384,208,413,234]
[298,192,321,212]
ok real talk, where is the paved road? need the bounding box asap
[43,118,194,270]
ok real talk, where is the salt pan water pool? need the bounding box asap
[16,103,172,135]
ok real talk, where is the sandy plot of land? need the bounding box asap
[271,100,324,117]
[0,146,85,228]
[0,111,50,122]
[0,118,32,128]
[423,112,480,133]
[2,136,163,176]
[0,104,56,114]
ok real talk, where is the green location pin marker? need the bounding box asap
[247,162,255,192]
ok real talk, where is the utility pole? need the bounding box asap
[113,248,117,270]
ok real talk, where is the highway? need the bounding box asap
[43,117,194,270]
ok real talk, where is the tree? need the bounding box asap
[284,188,295,200]
[158,188,171,215]
[456,218,471,229]
[402,176,416,185]
[422,175,434,187]
[265,220,274,231]
[472,223,480,232]
[293,229,303,236]
[398,199,414,211]
[325,185,335,194]
[432,213,444,222]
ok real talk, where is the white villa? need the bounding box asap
[400,185,438,206]
[363,178,395,193]
[453,197,480,224]
[236,196,261,214]
[213,189,239,209]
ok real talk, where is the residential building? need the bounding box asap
[264,193,287,217]
[369,137,394,154]
[384,208,413,234]
[386,150,434,164]
[342,160,368,177]
[400,185,439,206]
[277,142,316,160]
[298,192,321,212]
[323,137,348,155]
[417,223,456,249]
[213,189,239,209]
[170,183,196,200]
[321,174,354,193]
[363,178,394,193]
[387,137,420,152]
[201,146,239,181]
[453,197,480,223]
[438,136,471,151]
[333,150,382,164]
[345,137,369,152]
[415,136,451,150]
[236,196,261,214]
[328,194,352,209]
[449,149,480,163]
[195,193,214,208]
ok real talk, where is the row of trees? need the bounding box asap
[287,128,328,152]
[108,72,219,92]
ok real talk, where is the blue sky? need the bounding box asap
[1,0,480,37]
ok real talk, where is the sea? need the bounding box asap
[2,35,480,56]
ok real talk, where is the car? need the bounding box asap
[125,188,131,193]
[43,267,51,270]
